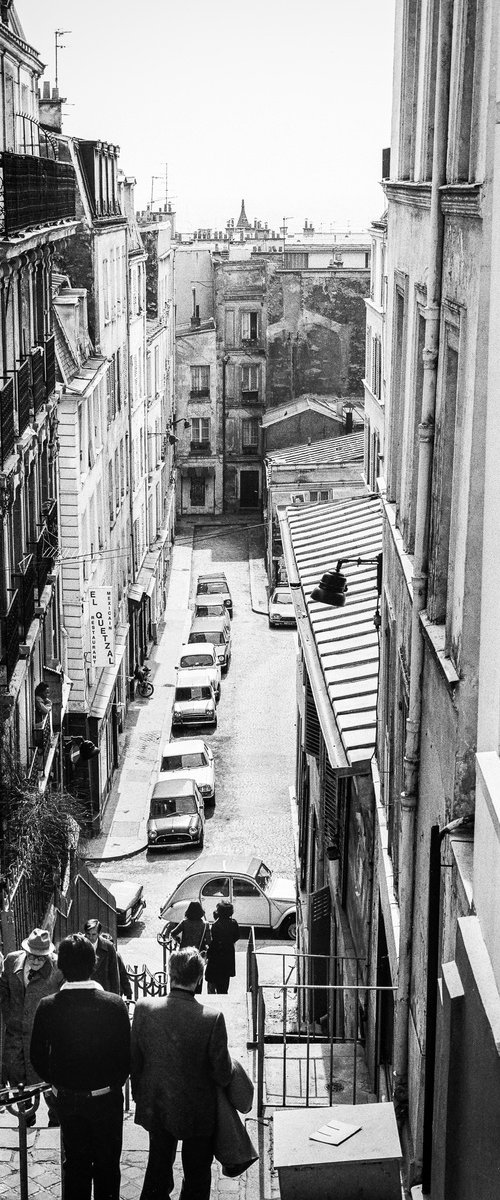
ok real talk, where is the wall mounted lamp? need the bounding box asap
[311,552,383,616]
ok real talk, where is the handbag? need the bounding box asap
[213,1084,258,1178]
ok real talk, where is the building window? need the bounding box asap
[190,417,211,452]
[427,317,460,627]
[309,490,329,502]
[190,365,210,397]
[242,418,259,452]
[241,311,259,343]
[190,476,206,506]
[225,311,235,346]
[241,364,260,401]
[108,461,114,525]
[284,251,308,268]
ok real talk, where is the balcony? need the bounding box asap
[0,152,76,237]
[34,712,51,770]
[14,553,36,638]
[190,441,211,456]
[36,500,58,596]
[17,360,30,436]
[1,589,20,683]
[31,348,45,414]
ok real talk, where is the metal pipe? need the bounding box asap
[393,0,453,1109]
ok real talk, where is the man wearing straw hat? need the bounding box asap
[0,927,61,1124]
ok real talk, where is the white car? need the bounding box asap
[159,738,215,804]
[172,668,217,729]
[177,643,221,701]
[194,594,231,631]
[268,587,297,628]
[159,855,297,940]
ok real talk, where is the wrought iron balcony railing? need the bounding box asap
[0,152,76,237]
[1,589,20,683]
[36,500,58,595]
[31,347,45,414]
[0,379,15,467]
[17,360,30,436]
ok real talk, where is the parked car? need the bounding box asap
[172,668,217,730]
[177,643,221,700]
[268,587,297,629]
[159,854,297,939]
[194,594,231,630]
[159,737,215,804]
[188,617,232,673]
[147,778,205,851]
[196,573,233,616]
[100,878,146,930]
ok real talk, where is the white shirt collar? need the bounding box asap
[61,980,104,990]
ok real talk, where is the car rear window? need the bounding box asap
[151,796,198,818]
[175,686,212,702]
[275,593,293,605]
[161,751,206,770]
[198,580,229,595]
[189,632,224,646]
[180,653,213,668]
[196,604,225,617]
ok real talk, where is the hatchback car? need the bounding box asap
[172,668,217,729]
[158,738,215,804]
[147,778,205,851]
[177,643,221,701]
[196,573,233,617]
[159,854,297,939]
[268,587,297,628]
[194,595,231,630]
[189,617,231,673]
[101,878,146,930]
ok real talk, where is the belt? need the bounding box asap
[52,1085,114,1099]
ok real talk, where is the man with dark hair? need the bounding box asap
[30,932,130,1200]
[83,918,120,994]
[131,948,233,1200]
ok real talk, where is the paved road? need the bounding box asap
[106,524,297,967]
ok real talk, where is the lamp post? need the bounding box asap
[311,553,383,624]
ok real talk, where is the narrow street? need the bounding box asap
[98,523,297,962]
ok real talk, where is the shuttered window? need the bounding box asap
[305,675,320,761]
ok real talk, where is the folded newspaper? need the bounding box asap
[309,1118,361,1147]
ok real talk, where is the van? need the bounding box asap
[172,668,217,730]
[188,616,232,673]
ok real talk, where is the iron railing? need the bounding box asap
[44,333,56,397]
[17,359,31,435]
[36,500,58,594]
[31,347,45,414]
[1,587,20,682]
[14,553,36,637]
[0,151,76,237]
[0,378,15,466]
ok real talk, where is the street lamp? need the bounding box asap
[311,553,383,622]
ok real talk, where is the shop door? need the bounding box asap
[309,884,331,1024]
[240,470,259,508]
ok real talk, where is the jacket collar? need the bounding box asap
[169,987,196,1001]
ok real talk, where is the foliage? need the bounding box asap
[0,744,87,888]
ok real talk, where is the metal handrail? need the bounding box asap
[0,1083,62,1200]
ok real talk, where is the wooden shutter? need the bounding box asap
[305,675,320,761]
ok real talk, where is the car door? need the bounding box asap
[200,875,230,918]
[231,876,271,929]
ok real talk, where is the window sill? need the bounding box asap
[419,613,460,690]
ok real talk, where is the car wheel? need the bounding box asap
[199,831,204,849]
[280,914,297,942]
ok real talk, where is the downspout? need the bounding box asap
[393,0,453,1115]
[124,224,137,666]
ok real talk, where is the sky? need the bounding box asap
[21,0,395,236]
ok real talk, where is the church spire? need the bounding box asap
[236,198,250,230]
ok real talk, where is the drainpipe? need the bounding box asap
[393,0,453,1116]
[221,355,229,513]
[124,225,137,667]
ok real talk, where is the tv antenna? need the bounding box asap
[55,30,71,92]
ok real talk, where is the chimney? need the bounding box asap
[38,80,65,134]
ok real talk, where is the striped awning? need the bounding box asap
[285,493,383,768]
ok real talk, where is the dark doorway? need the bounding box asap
[240,469,259,508]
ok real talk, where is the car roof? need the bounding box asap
[198,573,228,583]
[190,616,228,632]
[195,593,227,604]
[184,854,262,877]
[179,642,217,657]
[152,779,199,798]
[175,668,215,685]
[162,738,208,756]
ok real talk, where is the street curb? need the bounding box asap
[248,527,269,616]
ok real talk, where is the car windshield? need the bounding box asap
[180,653,213,668]
[196,604,225,617]
[175,686,212,701]
[151,796,197,817]
[254,861,272,890]
[275,592,293,605]
[198,581,229,595]
[160,751,207,771]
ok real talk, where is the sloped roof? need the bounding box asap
[285,493,383,768]
[53,307,79,385]
[261,395,340,428]
[267,431,364,468]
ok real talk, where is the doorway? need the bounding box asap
[240,469,260,508]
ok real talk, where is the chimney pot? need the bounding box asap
[52,86,59,100]
[43,81,50,99]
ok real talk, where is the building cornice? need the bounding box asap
[383,181,432,210]
[439,183,483,219]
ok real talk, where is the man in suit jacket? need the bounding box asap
[83,918,120,994]
[0,927,61,1124]
[30,933,130,1200]
[131,948,233,1200]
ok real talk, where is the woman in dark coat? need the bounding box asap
[205,901,239,994]
[170,901,210,993]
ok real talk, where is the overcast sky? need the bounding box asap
[22,0,395,235]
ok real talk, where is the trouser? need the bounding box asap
[53,1086,124,1200]
[140,1114,213,1200]
[207,974,230,994]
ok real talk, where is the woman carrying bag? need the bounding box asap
[205,900,239,994]
[170,901,210,993]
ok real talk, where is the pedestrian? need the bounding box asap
[131,947,233,1200]
[117,951,132,1001]
[30,932,130,1200]
[83,918,120,994]
[0,927,61,1126]
[170,900,211,993]
[205,900,239,994]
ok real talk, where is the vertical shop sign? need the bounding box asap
[88,587,115,667]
